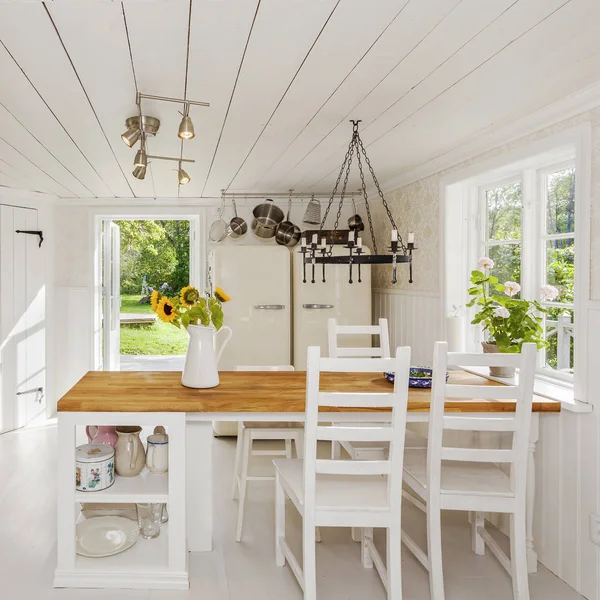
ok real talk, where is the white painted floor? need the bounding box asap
[0,422,585,600]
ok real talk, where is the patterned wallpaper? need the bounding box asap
[372,107,600,300]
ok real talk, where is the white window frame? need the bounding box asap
[440,124,592,407]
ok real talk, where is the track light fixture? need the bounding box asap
[132,165,146,180]
[178,162,191,185]
[122,92,208,184]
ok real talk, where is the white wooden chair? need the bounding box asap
[401,341,537,600]
[328,317,426,460]
[273,345,411,600]
[231,365,304,543]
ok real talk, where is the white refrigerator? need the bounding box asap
[293,245,372,370]
[210,245,291,371]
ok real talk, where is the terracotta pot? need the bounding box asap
[482,343,516,378]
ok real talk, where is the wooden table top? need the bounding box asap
[57,370,560,414]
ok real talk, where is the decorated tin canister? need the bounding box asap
[76,443,116,492]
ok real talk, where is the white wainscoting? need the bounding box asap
[373,288,600,600]
[372,289,442,366]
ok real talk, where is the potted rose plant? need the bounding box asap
[467,258,558,377]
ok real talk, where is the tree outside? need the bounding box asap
[116,220,190,355]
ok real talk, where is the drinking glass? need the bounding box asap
[136,503,162,539]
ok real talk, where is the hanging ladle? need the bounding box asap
[228,194,247,238]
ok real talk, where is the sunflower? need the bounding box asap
[180,285,200,308]
[156,296,179,323]
[150,290,161,311]
[214,286,231,303]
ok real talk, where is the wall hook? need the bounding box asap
[16,230,43,247]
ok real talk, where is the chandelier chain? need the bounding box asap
[355,140,378,255]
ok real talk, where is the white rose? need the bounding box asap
[477,257,494,269]
[493,306,510,319]
[540,285,559,301]
[503,281,521,297]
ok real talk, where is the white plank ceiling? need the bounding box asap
[0,0,599,199]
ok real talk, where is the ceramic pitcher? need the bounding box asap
[85,425,118,448]
[181,324,232,389]
[115,426,145,477]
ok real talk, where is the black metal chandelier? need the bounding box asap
[301,120,415,284]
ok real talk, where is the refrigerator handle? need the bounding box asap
[254,304,286,310]
[303,303,334,309]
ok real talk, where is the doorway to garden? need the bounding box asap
[94,215,201,372]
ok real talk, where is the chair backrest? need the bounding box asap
[235,365,295,372]
[327,317,391,358]
[303,345,411,513]
[427,342,537,502]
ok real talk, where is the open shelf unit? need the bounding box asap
[55,412,188,590]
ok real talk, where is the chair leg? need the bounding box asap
[235,430,252,542]
[352,528,362,543]
[361,527,374,568]
[275,473,286,567]
[388,523,402,599]
[231,422,244,500]
[331,440,341,459]
[510,511,530,600]
[315,526,322,543]
[303,517,317,600]
[427,503,445,600]
[285,438,292,458]
[471,512,485,555]
[294,432,304,459]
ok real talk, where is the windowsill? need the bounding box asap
[462,366,592,413]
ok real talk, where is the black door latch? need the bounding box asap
[15,230,44,247]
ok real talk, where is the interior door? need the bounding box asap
[0,205,46,433]
[103,221,121,371]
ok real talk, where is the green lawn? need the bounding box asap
[120,294,188,355]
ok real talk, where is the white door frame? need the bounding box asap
[92,213,203,372]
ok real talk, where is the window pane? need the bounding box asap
[546,238,574,303]
[546,167,575,235]
[486,182,521,241]
[543,307,574,373]
[487,243,521,288]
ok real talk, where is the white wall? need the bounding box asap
[370,107,600,599]
[0,187,56,420]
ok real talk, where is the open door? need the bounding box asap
[103,221,120,371]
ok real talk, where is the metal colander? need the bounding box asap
[302,195,321,225]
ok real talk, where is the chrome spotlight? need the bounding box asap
[134,146,147,168]
[132,165,146,180]
[121,125,141,147]
[178,105,195,140]
[178,163,190,185]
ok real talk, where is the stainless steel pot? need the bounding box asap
[275,197,301,247]
[251,199,284,238]
[348,197,364,231]
[228,196,247,238]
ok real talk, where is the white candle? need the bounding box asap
[301,237,307,248]
[391,229,398,242]
[446,316,465,352]
[357,237,362,248]
[320,237,326,248]
[312,234,318,245]
[408,231,415,244]
[348,230,355,242]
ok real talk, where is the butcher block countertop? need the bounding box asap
[57,370,560,414]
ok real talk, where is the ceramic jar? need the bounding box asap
[85,425,118,448]
[482,342,516,378]
[146,432,169,474]
[76,443,115,492]
[115,426,145,477]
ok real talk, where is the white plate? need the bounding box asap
[76,516,139,558]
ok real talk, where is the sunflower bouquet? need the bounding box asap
[151,285,230,331]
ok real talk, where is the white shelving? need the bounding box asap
[75,468,168,504]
